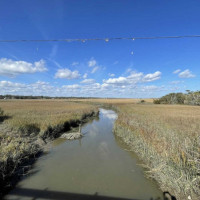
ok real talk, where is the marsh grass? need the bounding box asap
[1,98,199,199]
[60,98,200,199]
[0,99,98,134]
[112,104,200,200]
[0,100,98,197]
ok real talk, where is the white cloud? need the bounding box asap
[101,83,110,89]
[91,66,99,74]
[104,77,128,85]
[62,84,80,89]
[178,69,195,78]
[109,73,115,77]
[142,71,161,82]
[0,81,55,96]
[0,80,25,88]
[81,79,95,84]
[127,72,143,81]
[88,58,97,67]
[103,71,161,87]
[173,69,181,74]
[0,78,168,98]
[87,58,103,74]
[0,58,47,77]
[55,68,81,79]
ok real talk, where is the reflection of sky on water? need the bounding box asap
[6,108,162,200]
[98,141,110,160]
[87,123,99,137]
[100,109,118,120]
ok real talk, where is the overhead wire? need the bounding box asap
[0,35,200,43]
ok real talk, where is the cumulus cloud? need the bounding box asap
[0,58,47,77]
[104,77,128,85]
[0,78,168,98]
[0,80,55,96]
[0,67,165,98]
[87,58,101,74]
[127,72,143,81]
[178,69,195,78]
[173,69,181,74]
[81,79,95,84]
[103,71,161,87]
[0,80,25,88]
[55,68,81,79]
[88,58,97,67]
[62,84,80,89]
[142,71,161,82]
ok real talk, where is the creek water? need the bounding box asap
[5,109,163,200]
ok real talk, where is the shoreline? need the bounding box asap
[0,109,99,198]
[111,104,199,200]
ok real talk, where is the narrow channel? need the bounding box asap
[5,109,163,200]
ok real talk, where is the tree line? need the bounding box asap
[0,95,101,100]
[154,90,200,105]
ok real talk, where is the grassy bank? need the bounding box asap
[73,98,199,199]
[1,98,199,199]
[112,103,200,200]
[0,99,98,197]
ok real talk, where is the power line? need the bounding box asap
[0,35,200,43]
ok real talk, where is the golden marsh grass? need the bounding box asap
[70,99,199,199]
[1,98,199,199]
[0,99,98,196]
[112,103,200,199]
[0,99,98,133]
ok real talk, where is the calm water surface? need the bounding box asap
[5,109,162,200]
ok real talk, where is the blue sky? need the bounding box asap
[0,0,200,97]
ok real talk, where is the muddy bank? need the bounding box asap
[0,110,99,198]
[5,109,163,200]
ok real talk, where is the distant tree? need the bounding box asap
[185,90,200,105]
[153,93,185,105]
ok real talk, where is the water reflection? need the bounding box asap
[5,109,163,200]
[100,109,118,120]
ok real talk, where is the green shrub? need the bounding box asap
[153,99,161,104]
